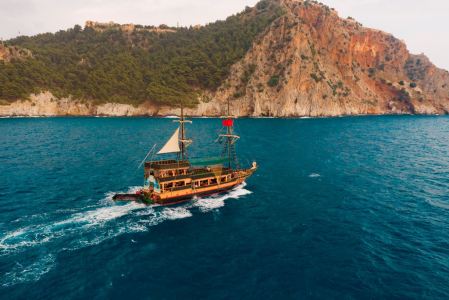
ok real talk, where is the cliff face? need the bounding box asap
[206,0,449,117]
[0,91,215,116]
[0,92,166,116]
[1,0,449,117]
[0,43,32,62]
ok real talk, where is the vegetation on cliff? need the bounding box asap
[1,0,448,116]
[209,0,449,116]
[0,0,283,106]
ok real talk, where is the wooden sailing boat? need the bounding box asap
[113,101,257,205]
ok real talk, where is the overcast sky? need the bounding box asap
[1,0,448,70]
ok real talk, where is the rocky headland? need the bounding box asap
[1,0,448,117]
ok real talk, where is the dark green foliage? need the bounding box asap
[310,44,317,56]
[267,75,280,87]
[0,2,284,106]
[405,58,426,81]
[326,80,348,97]
[241,64,256,85]
[399,80,405,86]
[398,88,410,102]
[256,0,270,10]
[410,82,417,88]
[233,91,245,99]
[233,64,257,99]
[310,73,321,82]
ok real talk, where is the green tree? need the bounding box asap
[0,1,284,106]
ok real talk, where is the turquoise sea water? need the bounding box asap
[1,116,449,299]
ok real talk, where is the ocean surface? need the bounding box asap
[1,116,449,299]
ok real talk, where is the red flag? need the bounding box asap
[222,119,233,127]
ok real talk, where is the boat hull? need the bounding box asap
[113,167,255,206]
[112,193,144,202]
[153,179,243,206]
[112,181,241,205]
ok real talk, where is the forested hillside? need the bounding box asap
[2,0,448,117]
[0,0,283,106]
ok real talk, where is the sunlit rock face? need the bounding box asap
[209,0,449,117]
[1,0,448,117]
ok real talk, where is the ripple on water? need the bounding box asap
[0,184,252,287]
[1,254,55,287]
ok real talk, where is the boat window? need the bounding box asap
[175,181,185,187]
[210,178,217,185]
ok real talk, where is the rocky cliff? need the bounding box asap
[208,0,449,117]
[0,91,215,116]
[0,43,32,63]
[1,0,449,117]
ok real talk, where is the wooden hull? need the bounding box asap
[153,178,245,205]
[152,168,255,205]
[113,167,255,206]
[112,194,144,202]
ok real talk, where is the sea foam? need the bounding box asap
[1,254,55,287]
[0,183,252,286]
[1,184,251,253]
[192,182,252,212]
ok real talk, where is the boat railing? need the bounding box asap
[170,185,192,192]
[158,174,191,183]
[146,159,187,165]
[145,159,190,170]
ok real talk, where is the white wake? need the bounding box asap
[0,183,252,286]
[192,182,252,212]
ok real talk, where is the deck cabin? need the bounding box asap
[113,101,256,205]
[144,159,236,194]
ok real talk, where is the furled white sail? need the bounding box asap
[157,127,180,154]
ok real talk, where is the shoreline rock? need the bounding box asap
[2,1,449,117]
[0,91,446,118]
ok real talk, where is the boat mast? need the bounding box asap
[180,103,185,160]
[227,100,232,168]
[220,98,239,169]
[178,102,192,161]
